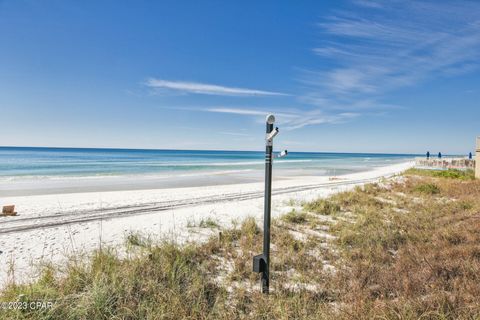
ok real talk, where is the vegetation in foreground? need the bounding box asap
[1,170,480,319]
[405,168,475,180]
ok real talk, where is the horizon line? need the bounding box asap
[0,145,432,156]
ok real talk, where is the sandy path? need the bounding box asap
[0,176,394,234]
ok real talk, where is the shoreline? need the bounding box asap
[0,161,414,286]
[0,160,412,197]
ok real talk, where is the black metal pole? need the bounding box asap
[253,114,277,294]
[262,120,274,294]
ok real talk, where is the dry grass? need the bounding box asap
[303,198,341,216]
[329,172,480,318]
[2,170,480,319]
[281,209,308,224]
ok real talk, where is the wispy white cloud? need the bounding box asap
[218,131,251,137]
[309,1,480,97]
[204,107,267,116]
[284,1,480,126]
[298,93,402,111]
[204,107,297,119]
[280,111,359,131]
[352,0,384,9]
[193,106,359,130]
[144,2,480,134]
[145,78,287,97]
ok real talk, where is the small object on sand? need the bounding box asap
[2,205,17,216]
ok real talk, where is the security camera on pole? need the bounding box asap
[253,114,287,294]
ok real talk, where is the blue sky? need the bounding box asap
[1,0,479,153]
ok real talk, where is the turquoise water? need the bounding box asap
[0,147,415,180]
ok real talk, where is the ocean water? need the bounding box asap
[0,147,415,180]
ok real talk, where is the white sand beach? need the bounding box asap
[0,161,414,286]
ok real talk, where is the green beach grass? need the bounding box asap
[2,169,480,319]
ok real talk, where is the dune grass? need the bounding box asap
[187,216,221,229]
[303,198,340,216]
[2,170,480,319]
[281,209,308,224]
[413,182,441,194]
[405,168,475,180]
